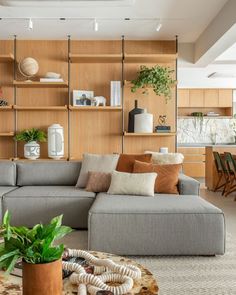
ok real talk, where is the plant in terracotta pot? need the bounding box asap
[15,128,47,160]
[131,65,176,102]
[0,211,72,295]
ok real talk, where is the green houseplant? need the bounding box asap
[15,128,47,160]
[131,65,176,102]
[0,211,72,295]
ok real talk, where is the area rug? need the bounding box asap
[63,231,236,295]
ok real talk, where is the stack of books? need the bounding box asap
[155,125,171,133]
[40,78,64,82]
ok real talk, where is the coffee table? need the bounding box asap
[0,251,159,294]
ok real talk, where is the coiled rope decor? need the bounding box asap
[62,249,142,295]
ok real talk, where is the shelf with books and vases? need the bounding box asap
[124,132,176,137]
[13,81,68,88]
[69,105,122,111]
[14,105,68,111]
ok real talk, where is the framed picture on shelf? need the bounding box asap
[73,90,94,106]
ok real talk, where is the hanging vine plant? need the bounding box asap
[131,65,176,102]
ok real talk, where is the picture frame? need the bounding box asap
[73,90,94,106]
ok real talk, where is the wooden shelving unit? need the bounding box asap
[124,53,177,63]
[124,132,176,137]
[69,53,122,63]
[69,105,122,111]
[0,132,14,137]
[14,105,68,111]
[0,105,13,110]
[13,81,68,88]
[0,53,14,62]
[13,157,68,161]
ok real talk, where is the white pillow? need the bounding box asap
[107,170,157,197]
[145,151,184,165]
[76,153,119,188]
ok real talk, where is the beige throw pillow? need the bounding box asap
[85,171,111,193]
[107,170,157,197]
[145,151,184,165]
[76,153,119,188]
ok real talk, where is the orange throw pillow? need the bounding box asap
[133,160,181,194]
[116,154,152,173]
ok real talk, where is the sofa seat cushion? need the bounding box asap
[0,162,16,186]
[0,187,18,222]
[88,193,225,255]
[3,186,95,228]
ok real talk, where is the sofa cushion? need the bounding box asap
[17,161,81,186]
[0,187,18,222]
[86,172,111,193]
[3,186,95,228]
[0,162,16,186]
[145,151,184,165]
[88,193,225,255]
[116,153,152,173]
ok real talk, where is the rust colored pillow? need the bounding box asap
[85,171,111,193]
[116,154,152,173]
[133,160,181,194]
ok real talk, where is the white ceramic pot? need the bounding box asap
[24,141,40,160]
[48,124,64,160]
[134,112,153,133]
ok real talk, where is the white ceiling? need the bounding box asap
[0,0,228,41]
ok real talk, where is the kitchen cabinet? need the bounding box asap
[178,89,189,107]
[204,89,219,107]
[218,89,232,107]
[189,89,204,107]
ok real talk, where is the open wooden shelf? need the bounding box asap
[13,81,68,88]
[14,105,68,111]
[124,132,176,137]
[124,53,177,63]
[0,105,13,110]
[0,132,14,137]
[13,157,68,161]
[69,105,122,111]
[0,54,14,63]
[178,116,232,119]
[69,54,122,63]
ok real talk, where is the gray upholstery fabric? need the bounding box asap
[88,194,225,255]
[178,174,200,195]
[17,161,81,186]
[0,162,16,186]
[0,187,18,222]
[3,186,95,228]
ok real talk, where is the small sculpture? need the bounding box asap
[0,88,8,106]
[93,96,106,106]
[155,115,171,133]
[158,115,167,126]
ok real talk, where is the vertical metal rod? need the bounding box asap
[121,35,125,153]
[13,35,17,159]
[175,35,178,152]
[67,35,71,161]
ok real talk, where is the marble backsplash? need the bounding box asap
[178,118,235,144]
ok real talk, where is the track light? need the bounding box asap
[156,21,162,32]
[94,18,98,32]
[28,18,33,30]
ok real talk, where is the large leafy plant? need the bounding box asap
[131,65,176,102]
[15,128,47,143]
[0,211,72,273]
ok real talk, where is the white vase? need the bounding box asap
[134,112,153,133]
[24,141,40,160]
[48,124,64,160]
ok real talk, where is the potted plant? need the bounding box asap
[131,65,176,102]
[0,211,72,295]
[15,128,47,160]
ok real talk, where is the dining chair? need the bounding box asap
[224,152,236,200]
[213,151,230,195]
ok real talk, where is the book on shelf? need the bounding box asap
[110,81,121,106]
[40,78,64,82]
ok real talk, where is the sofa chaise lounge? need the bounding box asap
[0,161,225,256]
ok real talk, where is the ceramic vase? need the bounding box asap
[24,141,40,160]
[128,100,145,132]
[22,259,62,295]
[48,124,64,160]
[134,112,153,133]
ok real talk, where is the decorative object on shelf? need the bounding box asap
[93,96,106,106]
[131,65,176,102]
[48,124,64,160]
[0,211,72,295]
[15,128,47,160]
[191,112,204,117]
[206,111,220,117]
[40,77,64,82]
[45,72,61,79]
[134,111,153,133]
[73,90,94,106]
[0,88,8,106]
[128,100,145,132]
[155,115,171,133]
[63,248,141,295]
[110,81,121,106]
[18,57,39,81]
[159,147,169,154]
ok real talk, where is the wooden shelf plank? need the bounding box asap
[69,105,122,111]
[0,105,13,110]
[0,132,14,137]
[0,54,14,62]
[124,53,177,63]
[14,105,68,111]
[69,53,122,63]
[13,81,68,88]
[13,158,68,161]
[178,116,232,119]
[124,132,176,137]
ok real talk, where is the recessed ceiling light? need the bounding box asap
[94,18,98,32]
[28,18,33,30]
[156,21,162,32]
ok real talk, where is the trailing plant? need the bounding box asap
[131,65,176,101]
[15,128,47,143]
[0,211,72,273]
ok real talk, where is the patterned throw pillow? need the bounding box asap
[85,171,111,193]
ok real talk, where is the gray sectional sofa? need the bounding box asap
[0,161,225,256]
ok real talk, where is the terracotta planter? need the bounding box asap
[22,259,62,295]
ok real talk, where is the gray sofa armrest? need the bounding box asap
[178,174,200,196]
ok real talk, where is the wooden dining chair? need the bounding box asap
[213,151,230,195]
[224,152,236,200]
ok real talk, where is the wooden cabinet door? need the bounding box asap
[189,89,204,107]
[178,89,189,107]
[219,89,232,107]
[204,89,219,107]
